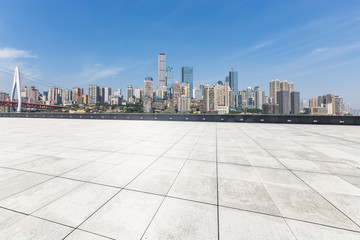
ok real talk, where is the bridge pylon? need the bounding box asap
[10,66,21,112]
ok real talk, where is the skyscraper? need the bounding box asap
[166,66,173,91]
[158,53,166,88]
[318,94,335,114]
[126,85,133,102]
[134,87,143,100]
[104,87,112,104]
[255,88,265,109]
[277,90,290,114]
[172,82,182,101]
[88,84,99,105]
[203,85,215,112]
[73,88,83,104]
[335,95,343,115]
[270,79,280,104]
[229,68,238,95]
[309,97,318,108]
[177,95,190,113]
[62,89,72,105]
[291,91,300,114]
[182,66,193,98]
[144,77,154,100]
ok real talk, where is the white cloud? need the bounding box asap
[78,64,126,84]
[309,42,360,57]
[0,47,37,59]
[253,41,272,50]
[311,48,328,54]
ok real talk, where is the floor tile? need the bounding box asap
[169,173,217,204]
[219,178,280,216]
[219,207,295,240]
[80,190,163,240]
[0,216,73,240]
[143,197,218,240]
[33,183,118,227]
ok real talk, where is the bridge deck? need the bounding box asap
[0,118,359,239]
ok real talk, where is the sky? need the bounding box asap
[0,0,360,108]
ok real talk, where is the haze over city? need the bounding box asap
[1,0,360,108]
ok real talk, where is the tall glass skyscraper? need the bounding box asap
[166,66,173,90]
[182,66,193,98]
[229,68,238,94]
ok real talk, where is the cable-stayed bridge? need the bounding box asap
[0,66,65,112]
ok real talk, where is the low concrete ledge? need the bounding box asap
[1,113,359,125]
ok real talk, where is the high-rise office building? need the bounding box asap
[229,68,238,95]
[318,94,335,114]
[104,87,112,104]
[177,95,190,113]
[158,53,166,88]
[214,84,226,108]
[244,87,255,108]
[255,88,265,109]
[181,82,190,98]
[269,79,280,104]
[335,96,343,115]
[172,82,182,101]
[277,90,290,114]
[126,85,133,102]
[134,87,143,100]
[73,88,83,103]
[182,66,193,98]
[144,77,154,100]
[63,89,72,101]
[48,86,62,105]
[98,86,104,104]
[309,97,318,108]
[88,84,99,105]
[291,91,300,114]
[213,81,232,113]
[203,85,215,112]
[166,66,173,91]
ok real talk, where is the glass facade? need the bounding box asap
[182,66,193,98]
[229,68,238,95]
[166,66,173,91]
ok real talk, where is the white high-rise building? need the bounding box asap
[134,87,143,99]
[62,89,72,105]
[177,95,190,113]
[144,77,154,100]
[255,88,265,109]
[126,85,133,102]
[158,53,166,88]
[104,87,112,104]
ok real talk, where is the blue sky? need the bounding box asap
[0,0,360,108]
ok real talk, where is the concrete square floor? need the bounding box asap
[0,118,360,239]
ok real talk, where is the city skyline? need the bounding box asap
[0,61,353,116]
[0,1,359,108]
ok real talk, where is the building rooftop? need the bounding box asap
[0,118,359,239]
